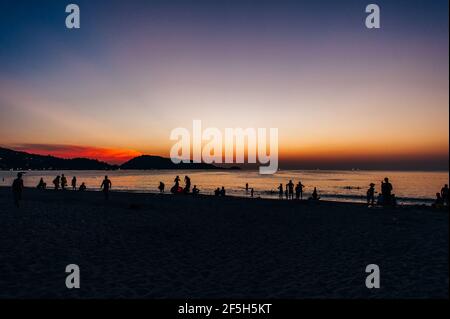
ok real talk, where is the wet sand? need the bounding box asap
[0,187,448,298]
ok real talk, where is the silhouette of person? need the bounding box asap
[287,180,294,200]
[295,182,304,200]
[220,186,226,196]
[53,175,60,190]
[214,187,221,196]
[285,185,289,199]
[12,173,24,208]
[192,185,200,195]
[381,177,393,205]
[310,187,320,201]
[61,174,67,190]
[37,178,46,190]
[441,184,449,206]
[278,183,283,199]
[79,182,87,191]
[174,176,180,187]
[158,182,165,193]
[251,188,254,197]
[433,192,444,209]
[101,175,112,200]
[184,176,191,193]
[71,176,77,190]
[367,183,375,206]
[245,183,249,192]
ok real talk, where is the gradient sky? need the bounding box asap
[0,0,448,169]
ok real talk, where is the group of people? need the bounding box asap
[158,175,201,196]
[277,180,317,200]
[9,172,450,209]
[366,177,397,207]
[45,174,86,192]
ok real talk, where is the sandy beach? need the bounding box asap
[0,187,448,298]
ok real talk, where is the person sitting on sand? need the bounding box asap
[441,184,449,206]
[367,183,376,206]
[433,192,444,209]
[61,174,67,190]
[71,176,77,190]
[184,176,191,193]
[158,181,165,193]
[37,178,46,190]
[192,185,200,195]
[53,175,60,190]
[287,180,294,199]
[214,187,221,196]
[278,184,283,199]
[220,186,226,196]
[12,172,24,208]
[79,182,87,191]
[309,187,320,201]
[101,176,112,200]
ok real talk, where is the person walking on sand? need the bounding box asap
[53,175,60,190]
[12,173,24,208]
[367,183,376,206]
[441,184,449,206]
[287,180,294,200]
[101,175,112,200]
[61,174,67,190]
[71,176,77,190]
[278,183,283,199]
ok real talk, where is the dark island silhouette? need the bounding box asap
[0,147,220,170]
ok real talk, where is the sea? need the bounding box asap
[1,169,448,205]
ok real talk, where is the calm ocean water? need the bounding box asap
[0,170,448,205]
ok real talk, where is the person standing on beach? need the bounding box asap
[71,176,77,190]
[184,175,191,193]
[12,173,24,208]
[158,181,165,193]
[287,180,294,200]
[278,184,283,199]
[246,183,249,193]
[53,175,60,190]
[61,174,67,190]
[101,175,112,200]
[220,186,226,196]
[441,184,449,206]
[367,183,375,206]
[251,188,254,198]
[381,177,393,205]
[295,181,305,200]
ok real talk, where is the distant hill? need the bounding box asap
[120,155,219,170]
[0,147,117,170]
[0,147,221,170]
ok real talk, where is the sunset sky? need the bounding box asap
[0,0,448,169]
